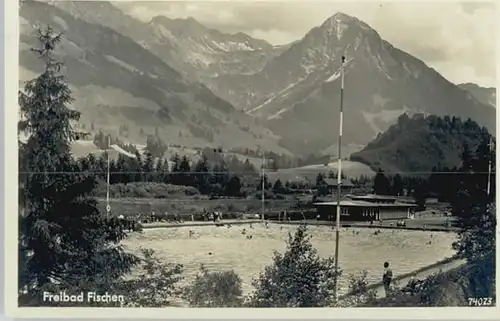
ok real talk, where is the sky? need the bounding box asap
[114,1,497,88]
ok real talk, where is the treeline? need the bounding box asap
[77,149,366,199]
[75,151,260,197]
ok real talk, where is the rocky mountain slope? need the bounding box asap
[49,1,288,82]
[458,83,496,107]
[22,2,495,158]
[19,1,290,154]
[213,13,496,154]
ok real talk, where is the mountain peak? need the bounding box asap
[322,12,356,27]
[320,12,373,35]
[332,12,356,20]
[151,15,207,34]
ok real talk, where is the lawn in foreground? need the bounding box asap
[122,224,456,296]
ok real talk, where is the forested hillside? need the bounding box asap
[350,114,492,174]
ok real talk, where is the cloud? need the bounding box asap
[114,0,496,87]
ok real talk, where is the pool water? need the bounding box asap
[122,224,457,296]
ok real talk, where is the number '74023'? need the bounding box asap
[468,297,494,307]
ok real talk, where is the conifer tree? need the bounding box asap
[18,26,138,305]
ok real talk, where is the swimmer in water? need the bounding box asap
[242,228,247,235]
[189,230,195,237]
[246,235,253,239]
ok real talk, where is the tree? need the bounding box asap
[142,152,155,182]
[257,174,269,191]
[18,26,138,305]
[157,157,170,184]
[225,176,242,197]
[373,169,390,195]
[273,179,284,194]
[413,181,427,211]
[114,154,130,184]
[391,174,404,196]
[243,158,256,174]
[315,172,325,186]
[248,225,340,307]
[155,158,165,183]
[179,156,192,186]
[460,143,474,172]
[170,153,181,185]
[315,173,328,196]
[193,155,210,194]
[453,203,495,261]
[452,138,496,257]
[450,139,496,299]
[131,150,144,182]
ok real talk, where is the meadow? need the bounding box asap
[266,161,375,182]
[98,197,293,217]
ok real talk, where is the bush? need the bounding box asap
[183,265,243,307]
[338,270,377,307]
[247,225,341,307]
[93,182,200,198]
[118,248,184,307]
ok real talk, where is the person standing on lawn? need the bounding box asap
[383,261,393,297]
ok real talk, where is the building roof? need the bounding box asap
[348,194,397,201]
[323,178,355,187]
[313,200,417,208]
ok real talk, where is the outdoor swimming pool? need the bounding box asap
[122,224,457,296]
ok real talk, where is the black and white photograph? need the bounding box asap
[7,0,498,315]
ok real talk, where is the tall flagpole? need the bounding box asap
[333,55,346,303]
[487,136,493,196]
[106,135,111,218]
[261,152,265,222]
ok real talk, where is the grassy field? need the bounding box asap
[98,197,295,217]
[266,161,376,183]
[123,224,457,297]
